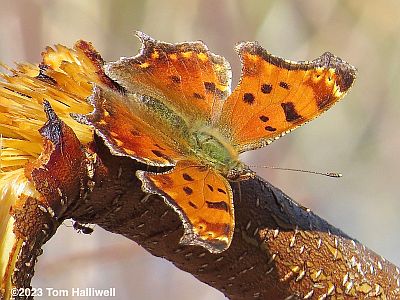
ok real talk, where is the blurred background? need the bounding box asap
[1,0,400,299]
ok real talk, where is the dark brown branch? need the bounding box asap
[63,136,400,299]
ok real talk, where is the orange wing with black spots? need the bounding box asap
[74,85,184,167]
[137,160,234,253]
[105,31,231,124]
[219,42,357,152]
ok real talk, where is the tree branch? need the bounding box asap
[71,136,399,299]
[13,116,398,299]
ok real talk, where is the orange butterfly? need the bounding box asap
[76,32,356,253]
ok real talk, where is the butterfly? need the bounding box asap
[75,32,356,253]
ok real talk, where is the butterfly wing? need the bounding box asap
[75,85,184,166]
[105,31,231,124]
[219,42,357,152]
[137,160,234,253]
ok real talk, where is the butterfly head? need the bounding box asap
[226,163,256,181]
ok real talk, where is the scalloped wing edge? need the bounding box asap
[136,168,234,254]
[235,41,357,92]
[104,31,233,124]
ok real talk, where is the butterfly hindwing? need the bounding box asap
[137,160,234,253]
[219,42,357,152]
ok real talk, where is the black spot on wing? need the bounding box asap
[243,93,255,104]
[261,83,272,94]
[205,200,229,212]
[259,115,269,122]
[189,201,198,209]
[183,186,193,195]
[281,102,302,122]
[217,188,227,194]
[279,81,290,89]
[265,126,277,132]
[204,82,216,92]
[204,81,225,98]
[182,173,194,181]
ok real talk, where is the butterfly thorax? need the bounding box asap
[190,127,254,180]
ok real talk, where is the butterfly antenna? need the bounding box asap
[249,165,342,178]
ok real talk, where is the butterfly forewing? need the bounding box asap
[219,42,357,152]
[105,32,232,125]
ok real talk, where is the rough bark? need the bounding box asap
[73,136,398,300]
